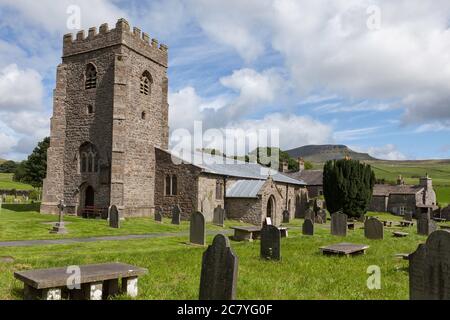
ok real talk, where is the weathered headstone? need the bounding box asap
[171,205,181,225]
[409,230,450,300]
[316,209,327,224]
[190,211,206,246]
[305,208,315,221]
[404,212,413,222]
[282,210,290,224]
[199,234,238,300]
[331,212,347,237]
[154,206,162,223]
[364,218,384,240]
[302,218,314,236]
[108,205,120,228]
[213,206,225,227]
[417,216,437,236]
[260,224,281,261]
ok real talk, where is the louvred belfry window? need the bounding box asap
[140,71,152,95]
[85,64,97,89]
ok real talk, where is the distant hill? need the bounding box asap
[0,158,6,164]
[285,145,376,163]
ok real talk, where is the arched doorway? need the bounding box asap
[267,195,276,218]
[85,186,95,207]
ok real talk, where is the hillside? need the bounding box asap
[285,145,376,163]
[0,158,6,164]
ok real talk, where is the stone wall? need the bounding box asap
[306,185,323,199]
[387,194,417,215]
[225,198,262,225]
[198,174,225,222]
[369,195,388,212]
[154,149,201,220]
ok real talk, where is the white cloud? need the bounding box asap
[334,127,380,141]
[353,144,407,160]
[0,64,44,112]
[182,0,450,126]
[0,132,17,155]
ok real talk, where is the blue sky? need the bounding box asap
[0,0,450,161]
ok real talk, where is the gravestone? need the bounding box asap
[305,208,315,221]
[404,212,413,222]
[190,211,206,246]
[171,205,181,225]
[302,218,314,236]
[317,209,327,224]
[364,218,384,240]
[154,206,162,223]
[213,206,225,227]
[417,216,437,236]
[260,224,281,261]
[331,212,347,237]
[282,210,290,224]
[199,234,238,300]
[108,205,120,229]
[264,217,272,226]
[409,230,450,300]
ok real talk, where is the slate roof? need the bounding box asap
[372,184,424,196]
[226,180,266,198]
[287,170,323,186]
[157,148,306,186]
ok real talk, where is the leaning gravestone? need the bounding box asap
[282,210,290,224]
[409,230,450,300]
[213,206,225,227]
[190,211,206,246]
[260,224,281,261]
[417,216,437,236]
[364,218,384,240]
[171,205,181,225]
[199,234,238,300]
[155,206,163,223]
[108,205,120,229]
[302,218,314,236]
[305,208,315,221]
[331,212,347,237]
[316,209,327,224]
[404,212,413,222]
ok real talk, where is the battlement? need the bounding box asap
[63,18,168,67]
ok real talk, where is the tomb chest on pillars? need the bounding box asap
[41,18,169,217]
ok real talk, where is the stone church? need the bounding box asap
[41,19,307,226]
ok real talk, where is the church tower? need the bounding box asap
[41,19,169,217]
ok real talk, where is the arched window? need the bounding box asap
[140,71,152,95]
[85,63,97,89]
[141,111,146,120]
[79,142,99,173]
[87,104,94,114]
[165,174,178,196]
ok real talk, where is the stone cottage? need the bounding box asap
[369,175,437,217]
[284,158,323,203]
[40,18,307,226]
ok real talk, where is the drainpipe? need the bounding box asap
[285,183,289,210]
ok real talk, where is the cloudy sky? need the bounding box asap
[1,0,450,161]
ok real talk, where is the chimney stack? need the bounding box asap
[279,160,289,173]
[298,157,305,172]
[397,175,405,185]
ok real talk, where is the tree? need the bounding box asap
[323,158,375,218]
[20,137,50,188]
[0,160,18,173]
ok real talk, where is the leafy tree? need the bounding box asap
[13,161,27,182]
[20,137,50,188]
[0,160,18,173]
[323,158,375,218]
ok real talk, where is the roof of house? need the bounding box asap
[226,180,266,198]
[157,148,306,186]
[287,170,323,186]
[372,184,424,196]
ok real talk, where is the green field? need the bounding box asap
[0,173,34,191]
[0,208,448,300]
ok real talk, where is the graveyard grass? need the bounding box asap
[1,210,449,300]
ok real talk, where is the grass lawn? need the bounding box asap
[0,210,445,300]
[0,173,34,191]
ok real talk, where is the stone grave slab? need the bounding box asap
[108,205,120,229]
[213,206,225,227]
[364,218,384,240]
[302,219,314,236]
[260,225,281,261]
[331,212,348,236]
[190,211,206,246]
[320,243,369,257]
[172,205,181,225]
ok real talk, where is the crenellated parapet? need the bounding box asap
[63,18,168,67]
